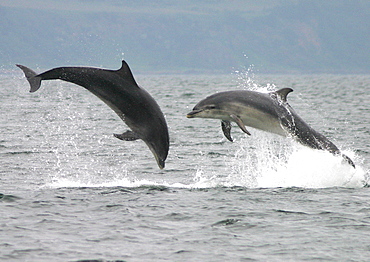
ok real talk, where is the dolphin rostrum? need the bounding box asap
[187,88,355,168]
[17,60,169,169]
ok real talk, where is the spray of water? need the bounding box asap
[187,68,367,188]
[224,134,365,188]
[223,69,365,188]
[45,70,367,189]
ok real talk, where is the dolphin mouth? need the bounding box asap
[186,109,202,118]
[154,154,165,169]
[147,144,166,169]
[158,160,165,169]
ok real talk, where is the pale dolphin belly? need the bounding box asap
[222,102,287,136]
[238,107,287,136]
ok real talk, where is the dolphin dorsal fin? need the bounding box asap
[116,60,138,87]
[275,88,293,102]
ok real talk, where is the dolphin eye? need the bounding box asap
[205,105,217,110]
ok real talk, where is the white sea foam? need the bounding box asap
[232,143,364,188]
[47,144,366,189]
[187,135,366,189]
[44,73,367,190]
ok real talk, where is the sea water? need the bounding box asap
[1,71,369,261]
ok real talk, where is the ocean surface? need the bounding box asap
[1,70,369,261]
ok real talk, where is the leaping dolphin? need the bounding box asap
[187,88,355,168]
[17,60,169,169]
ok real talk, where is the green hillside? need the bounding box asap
[1,0,369,73]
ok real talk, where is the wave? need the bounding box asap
[42,73,368,190]
[46,142,367,190]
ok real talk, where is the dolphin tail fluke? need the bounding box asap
[16,64,42,93]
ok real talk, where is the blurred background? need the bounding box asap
[1,0,369,73]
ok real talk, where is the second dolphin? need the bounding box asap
[187,88,355,168]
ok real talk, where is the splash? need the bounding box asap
[42,72,367,190]
[224,134,366,188]
[210,68,367,188]
[46,169,216,189]
[233,64,277,92]
[44,133,367,189]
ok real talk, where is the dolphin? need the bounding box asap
[187,88,355,168]
[16,60,169,169]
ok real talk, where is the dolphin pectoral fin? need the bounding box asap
[114,130,140,141]
[221,120,233,142]
[230,114,251,136]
